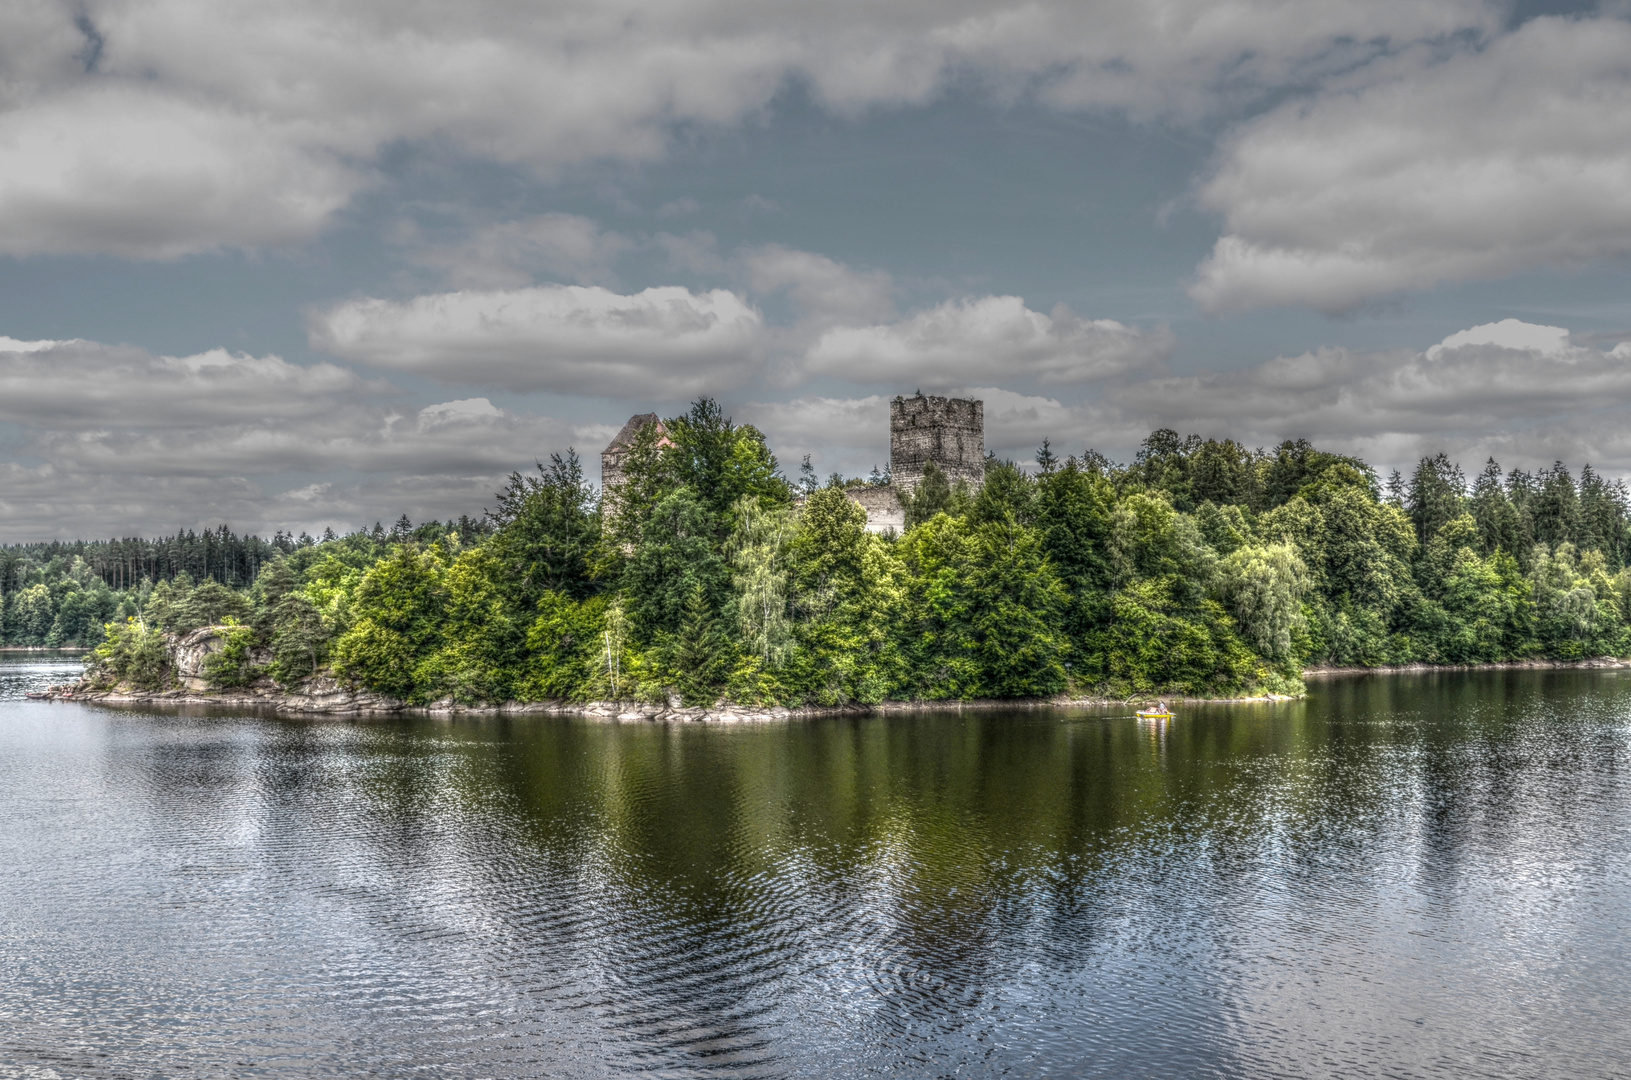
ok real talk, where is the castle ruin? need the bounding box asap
[600,394,983,534]
[889,393,984,494]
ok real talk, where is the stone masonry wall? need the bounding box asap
[889,395,984,493]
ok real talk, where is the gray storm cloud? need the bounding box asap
[0,0,1500,259]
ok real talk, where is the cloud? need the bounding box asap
[0,0,1500,258]
[736,389,1123,478]
[657,197,701,219]
[0,386,595,539]
[964,386,1121,461]
[0,462,533,542]
[0,333,606,539]
[409,213,636,288]
[0,336,57,353]
[737,394,890,477]
[1105,319,1631,471]
[0,86,362,258]
[1425,318,1569,360]
[742,244,895,324]
[655,231,726,275]
[1191,15,1631,313]
[310,284,766,396]
[801,295,1173,386]
[29,397,576,479]
[0,339,374,425]
[745,318,1631,483]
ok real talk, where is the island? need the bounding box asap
[10,395,1631,715]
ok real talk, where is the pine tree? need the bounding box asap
[670,581,725,705]
[1408,453,1466,545]
[1470,457,1523,557]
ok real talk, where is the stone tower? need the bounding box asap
[601,413,665,494]
[889,394,984,493]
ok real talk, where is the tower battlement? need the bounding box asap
[889,394,984,493]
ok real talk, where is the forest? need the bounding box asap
[1,517,486,650]
[60,397,1631,703]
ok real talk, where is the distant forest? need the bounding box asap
[42,397,1631,703]
[1,517,487,649]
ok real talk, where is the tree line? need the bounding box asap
[82,399,1631,701]
[1,517,486,647]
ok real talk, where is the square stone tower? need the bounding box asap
[890,394,984,493]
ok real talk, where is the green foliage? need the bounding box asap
[37,423,1631,706]
[202,624,262,688]
[88,617,172,690]
[144,575,251,634]
[897,513,1069,699]
[623,486,729,641]
[331,544,449,702]
[269,593,329,685]
[415,547,529,704]
[524,592,610,700]
[1091,579,1258,695]
[662,582,732,705]
[1215,544,1309,662]
[1409,453,1467,546]
[486,450,600,605]
[784,488,907,705]
[727,498,795,668]
[608,397,790,554]
[903,461,971,528]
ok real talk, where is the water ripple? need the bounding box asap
[1,665,1629,1076]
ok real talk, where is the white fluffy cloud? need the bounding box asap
[0,0,1499,257]
[738,388,1120,478]
[1107,320,1631,471]
[0,338,373,425]
[1192,16,1631,313]
[310,284,765,396]
[1425,318,1569,360]
[0,87,362,258]
[0,335,605,538]
[802,295,1172,386]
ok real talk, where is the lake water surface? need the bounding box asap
[2,658,1629,1078]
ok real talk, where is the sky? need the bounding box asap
[3,0,1631,540]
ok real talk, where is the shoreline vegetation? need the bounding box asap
[37,656,1631,720]
[18,399,1631,714]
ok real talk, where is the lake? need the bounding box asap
[2,657,1629,1078]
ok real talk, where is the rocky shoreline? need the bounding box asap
[1303,657,1631,677]
[38,655,1302,720]
[50,664,1628,721]
[34,623,1628,721]
[37,683,1299,721]
[48,663,1627,720]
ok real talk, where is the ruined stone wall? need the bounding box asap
[600,448,631,494]
[889,395,984,493]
